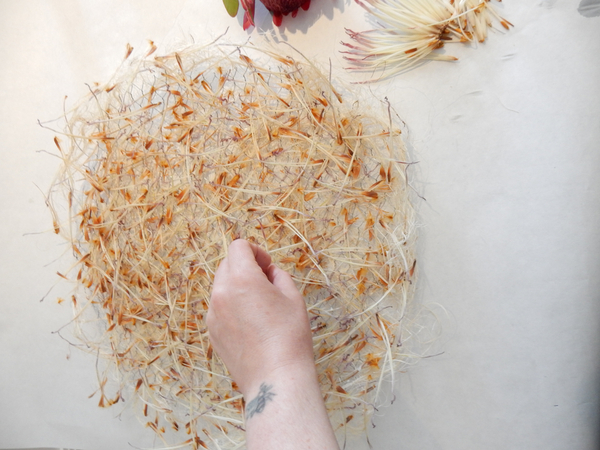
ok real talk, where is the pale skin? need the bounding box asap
[207,239,340,450]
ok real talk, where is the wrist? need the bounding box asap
[243,361,340,450]
[234,348,318,398]
[241,360,320,401]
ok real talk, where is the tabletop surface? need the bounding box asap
[0,1,599,449]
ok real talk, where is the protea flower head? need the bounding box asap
[223,0,312,29]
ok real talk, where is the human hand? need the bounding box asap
[207,239,315,397]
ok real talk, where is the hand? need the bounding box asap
[207,239,315,396]
[207,239,340,450]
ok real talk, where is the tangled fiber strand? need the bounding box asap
[47,42,418,449]
[343,0,513,80]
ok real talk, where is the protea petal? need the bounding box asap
[240,0,255,26]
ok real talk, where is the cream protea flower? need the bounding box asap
[343,0,512,80]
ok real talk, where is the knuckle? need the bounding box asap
[210,284,228,304]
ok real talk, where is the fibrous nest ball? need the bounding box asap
[49,42,418,449]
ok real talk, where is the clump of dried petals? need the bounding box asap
[47,42,421,449]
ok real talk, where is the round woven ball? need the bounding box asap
[49,42,417,449]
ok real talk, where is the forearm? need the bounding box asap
[244,365,340,450]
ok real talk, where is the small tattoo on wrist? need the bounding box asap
[245,383,276,419]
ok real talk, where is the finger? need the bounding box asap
[227,239,259,269]
[248,242,272,274]
[212,254,230,287]
[266,264,304,303]
[228,239,271,275]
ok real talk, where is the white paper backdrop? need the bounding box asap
[1,1,598,449]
